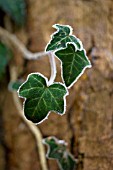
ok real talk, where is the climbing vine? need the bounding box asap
[0,3,91,168]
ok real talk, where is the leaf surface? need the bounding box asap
[55,43,91,88]
[46,24,82,51]
[0,0,26,26]
[18,73,68,124]
[43,136,76,170]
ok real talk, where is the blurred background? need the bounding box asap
[0,0,113,170]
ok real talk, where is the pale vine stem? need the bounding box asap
[0,26,50,59]
[48,52,57,85]
[0,26,56,84]
[9,66,48,170]
[0,26,59,170]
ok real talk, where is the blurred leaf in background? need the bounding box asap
[0,0,26,26]
[8,80,23,91]
[43,137,77,170]
[0,42,12,80]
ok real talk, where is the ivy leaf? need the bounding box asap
[46,24,83,52]
[0,42,12,80]
[55,43,91,88]
[18,73,68,124]
[0,0,26,26]
[43,136,77,170]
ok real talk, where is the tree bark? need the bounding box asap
[0,0,113,169]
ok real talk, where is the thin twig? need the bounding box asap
[0,26,57,169]
[9,66,48,170]
[0,26,50,60]
[0,26,57,83]
[48,52,57,86]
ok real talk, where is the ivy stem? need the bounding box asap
[0,26,50,60]
[48,52,57,86]
[9,65,48,170]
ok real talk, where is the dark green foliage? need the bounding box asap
[55,43,91,87]
[0,42,12,80]
[46,24,91,88]
[18,24,91,124]
[0,0,26,26]
[43,137,76,170]
[18,73,68,124]
[46,24,82,51]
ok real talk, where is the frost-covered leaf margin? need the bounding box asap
[46,24,83,52]
[45,24,91,88]
[43,136,77,170]
[55,42,91,88]
[18,73,68,124]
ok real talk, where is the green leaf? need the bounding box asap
[0,0,26,26]
[55,43,91,88]
[18,73,68,124]
[8,80,23,91]
[46,24,83,52]
[0,42,12,80]
[43,136,76,170]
